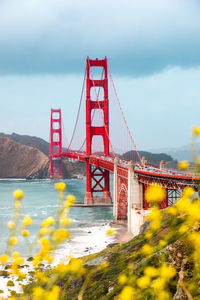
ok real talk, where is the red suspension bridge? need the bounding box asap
[50,57,198,225]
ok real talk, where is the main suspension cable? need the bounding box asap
[108,65,142,163]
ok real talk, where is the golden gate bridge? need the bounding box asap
[49,57,198,226]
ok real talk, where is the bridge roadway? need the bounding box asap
[53,151,198,190]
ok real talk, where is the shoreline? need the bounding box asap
[112,223,133,244]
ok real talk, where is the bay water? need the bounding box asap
[0,178,114,262]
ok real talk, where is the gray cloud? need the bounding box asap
[0,0,200,76]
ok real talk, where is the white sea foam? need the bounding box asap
[0,223,116,298]
[52,223,116,265]
[0,178,27,181]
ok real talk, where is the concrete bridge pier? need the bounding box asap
[127,161,148,235]
[113,157,119,222]
[113,158,149,236]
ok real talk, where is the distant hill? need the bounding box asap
[122,150,177,169]
[0,132,49,156]
[149,143,200,162]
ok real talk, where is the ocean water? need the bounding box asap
[0,178,114,261]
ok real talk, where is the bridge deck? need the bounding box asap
[52,151,199,183]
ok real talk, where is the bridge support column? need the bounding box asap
[128,161,143,233]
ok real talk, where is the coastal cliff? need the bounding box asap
[0,137,85,179]
[0,137,49,178]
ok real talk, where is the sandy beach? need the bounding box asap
[112,223,133,244]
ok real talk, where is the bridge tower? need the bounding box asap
[84,57,112,205]
[50,108,62,178]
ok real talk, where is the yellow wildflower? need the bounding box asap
[33,253,41,267]
[39,228,49,236]
[188,202,200,221]
[150,219,161,231]
[152,278,165,290]
[54,228,70,243]
[21,229,29,237]
[159,240,167,248]
[145,184,165,203]
[13,257,25,265]
[54,263,69,277]
[69,258,85,275]
[60,216,72,226]
[9,237,18,246]
[177,160,189,170]
[118,274,127,284]
[192,126,200,136]
[12,252,20,259]
[65,195,76,207]
[189,232,200,248]
[13,189,24,200]
[33,286,44,300]
[0,254,9,264]
[35,271,44,280]
[182,187,194,198]
[47,285,60,300]
[141,244,154,256]
[156,291,170,300]
[160,264,176,280]
[101,261,109,269]
[23,215,33,226]
[54,182,66,192]
[166,206,177,216]
[145,231,152,239]
[41,216,54,227]
[179,224,188,234]
[144,266,159,278]
[148,207,163,231]
[176,197,191,214]
[106,227,115,235]
[119,285,134,300]
[39,237,51,251]
[137,276,150,289]
[7,221,15,230]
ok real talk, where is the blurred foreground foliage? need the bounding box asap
[1,128,200,300]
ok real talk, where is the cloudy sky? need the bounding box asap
[0,0,200,151]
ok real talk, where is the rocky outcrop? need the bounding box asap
[0,137,50,178]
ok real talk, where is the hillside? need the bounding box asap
[0,132,49,156]
[24,206,200,299]
[0,137,85,179]
[0,137,49,178]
